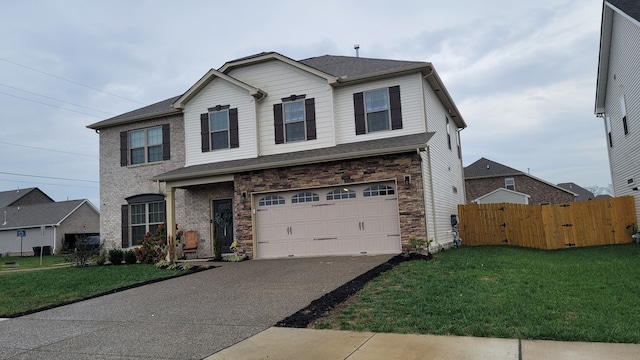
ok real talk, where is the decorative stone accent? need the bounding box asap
[233,152,426,258]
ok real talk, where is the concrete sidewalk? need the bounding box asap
[206,327,640,360]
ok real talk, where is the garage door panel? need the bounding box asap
[255,182,401,258]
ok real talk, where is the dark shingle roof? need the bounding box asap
[153,132,434,182]
[87,95,181,130]
[0,200,89,229]
[464,158,524,178]
[299,55,426,78]
[557,182,595,201]
[608,0,640,22]
[0,188,39,208]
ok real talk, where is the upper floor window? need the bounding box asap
[327,188,356,200]
[291,192,320,203]
[209,109,230,150]
[363,185,395,197]
[284,100,306,142]
[353,85,402,135]
[120,124,170,166]
[620,96,629,135]
[446,117,452,150]
[200,105,239,151]
[273,95,316,144]
[505,178,515,191]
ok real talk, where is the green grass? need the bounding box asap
[1,255,68,270]
[318,244,640,343]
[0,265,185,317]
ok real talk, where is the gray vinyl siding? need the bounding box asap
[604,7,640,222]
[422,80,466,247]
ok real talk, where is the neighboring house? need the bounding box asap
[87,52,467,259]
[0,188,100,255]
[595,0,640,222]
[557,182,596,201]
[472,188,531,205]
[464,158,576,205]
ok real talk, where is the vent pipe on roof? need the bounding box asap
[354,44,360,57]
[2,211,6,225]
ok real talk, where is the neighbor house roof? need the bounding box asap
[595,0,640,114]
[464,157,577,196]
[557,182,595,201]
[464,158,524,178]
[0,187,53,208]
[87,52,467,130]
[153,132,434,184]
[0,199,97,231]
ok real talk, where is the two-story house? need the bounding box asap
[464,158,576,205]
[87,52,467,259]
[595,0,640,222]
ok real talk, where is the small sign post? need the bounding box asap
[40,225,45,266]
[17,229,26,257]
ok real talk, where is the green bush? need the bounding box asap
[108,248,124,265]
[123,249,137,264]
[135,225,166,264]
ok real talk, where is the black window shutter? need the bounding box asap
[353,92,366,135]
[389,85,403,130]
[162,124,170,160]
[305,98,317,140]
[121,205,129,248]
[273,103,284,144]
[200,113,210,152]
[229,108,239,148]
[120,131,128,166]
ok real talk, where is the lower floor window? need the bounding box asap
[130,201,165,246]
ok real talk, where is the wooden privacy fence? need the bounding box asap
[458,196,637,250]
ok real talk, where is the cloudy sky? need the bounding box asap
[0,0,608,208]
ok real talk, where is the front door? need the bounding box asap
[213,199,234,253]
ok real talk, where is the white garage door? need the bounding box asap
[255,182,401,258]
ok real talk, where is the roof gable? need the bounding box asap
[557,182,595,201]
[472,187,531,203]
[173,69,268,109]
[0,187,53,208]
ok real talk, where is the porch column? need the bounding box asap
[165,186,176,261]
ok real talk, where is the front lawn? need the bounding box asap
[312,244,640,343]
[0,265,186,317]
[1,255,68,270]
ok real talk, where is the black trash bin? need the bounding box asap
[32,246,52,256]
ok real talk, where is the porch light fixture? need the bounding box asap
[241,192,247,203]
[404,176,411,189]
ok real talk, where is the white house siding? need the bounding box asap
[226,60,336,156]
[0,226,54,256]
[184,78,258,166]
[98,114,186,250]
[334,73,426,144]
[475,190,529,204]
[604,8,640,222]
[422,80,466,247]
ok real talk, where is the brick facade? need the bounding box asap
[56,202,100,252]
[98,114,185,250]
[465,175,575,205]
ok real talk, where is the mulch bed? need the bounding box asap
[275,252,431,328]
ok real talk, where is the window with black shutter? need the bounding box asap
[353,86,402,134]
[274,95,316,143]
[120,125,170,166]
[200,105,239,151]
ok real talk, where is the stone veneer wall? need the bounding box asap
[465,175,576,205]
[233,152,426,258]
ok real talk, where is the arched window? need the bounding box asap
[291,192,320,203]
[326,188,356,200]
[258,195,285,206]
[363,185,395,197]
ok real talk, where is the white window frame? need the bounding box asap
[505,178,515,191]
[364,88,390,132]
[283,99,306,142]
[129,127,162,165]
[209,109,230,150]
[130,201,164,246]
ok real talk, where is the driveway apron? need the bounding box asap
[0,255,392,360]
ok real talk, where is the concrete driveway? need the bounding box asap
[0,255,392,359]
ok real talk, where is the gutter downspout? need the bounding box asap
[426,146,440,249]
[53,226,57,254]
